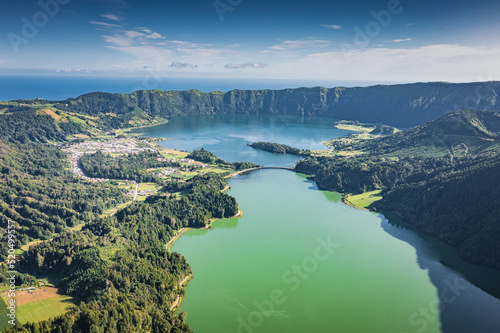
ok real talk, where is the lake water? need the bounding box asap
[137,114,352,167]
[139,115,500,333]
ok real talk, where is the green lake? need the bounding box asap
[139,115,500,333]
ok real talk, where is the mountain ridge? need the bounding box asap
[51,81,500,128]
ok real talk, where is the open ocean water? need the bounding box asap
[0,75,390,101]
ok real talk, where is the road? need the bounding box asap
[133,182,139,201]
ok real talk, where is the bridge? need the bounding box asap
[229,166,294,177]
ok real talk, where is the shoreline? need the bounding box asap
[342,194,371,211]
[166,228,191,252]
[166,209,243,252]
[166,208,243,313]
[169,274,192,311]
[121,119,169,134]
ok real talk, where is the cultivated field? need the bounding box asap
[1,287,77,325]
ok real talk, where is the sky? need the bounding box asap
[1,0,500,83]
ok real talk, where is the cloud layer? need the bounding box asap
[224,62,268,69]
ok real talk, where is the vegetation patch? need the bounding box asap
[0,296,18,330]
[347,190,383,209]
[16,293,77,325]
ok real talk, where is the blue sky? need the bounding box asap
[1,0,500,83]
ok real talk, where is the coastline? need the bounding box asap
[342,194,371,211]
[166,209,244,252]
[169,274,192,311]
[166,228,191,252]
[166,208,244,313]
[120,119,169,135]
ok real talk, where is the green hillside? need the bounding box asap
[296,110,500,269]
[50,81,500,128]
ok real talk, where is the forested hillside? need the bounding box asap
[80,150,180,182]
[0,109,88,144]
[0,144,238,332]
[0,143,126,256]
[11,172,236,331]
[0,115,239,332]
[54,82,500,128]
[296,110,500,269]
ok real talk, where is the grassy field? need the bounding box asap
[21,239,43,252]
[334,122,376,133]
[69,223,85,231]
[347,190,383,209]
[162,151,190,160]
[16,294,77,325]
[0,296,18,330]
[179,167,232,179]
[138,183,158,191]
[103,201,133,216]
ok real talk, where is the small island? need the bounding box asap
[248,141,308,155]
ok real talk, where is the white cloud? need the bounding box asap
[269,44,500,81]
[101,14,121,21]
[137,27,153,33]
[384,38,412,43]
[55,68,82,73]
[170,61,197,69]
[125,30,145,38]
[89,21,121,28]
[103,35,133,47]
[145,32,165,39]
[225,62,267,69]
[320,24,342,29]
[263,39,332,57]
[98,25,233,70]
[107,45,173,62]
[268,39,331,51]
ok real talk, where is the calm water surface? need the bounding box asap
[138,114,351,167]
[139,115,500,333]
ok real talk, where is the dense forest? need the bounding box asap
[0,142,126,257]
[10,172,236,331]
[249,142,305,155]
[186,148,227,165]
[80,150,181,182]
[186,148,258,170]
[0,109,88,144]
[296,110,500,269]
[53,82,500,128]
[0,116,240,332]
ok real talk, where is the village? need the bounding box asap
[62,139,212,199]
[63,139,155,182]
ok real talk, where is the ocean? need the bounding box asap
[0,75,389,101]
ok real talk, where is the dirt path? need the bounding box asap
[179,275,189,287]
[169,296,180,311]
[169,275,191,311]
[166,228,187,250]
